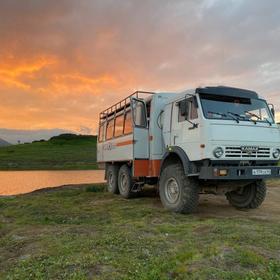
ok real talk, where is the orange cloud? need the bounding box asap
[49,73,120,95]
[0,54,124,97]
[0,56,57,90]
[0,54,131,133]
[0,57,56,77]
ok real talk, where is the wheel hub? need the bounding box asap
[108,172,113,191]
[165,177,180,204]
[120,173,128,192]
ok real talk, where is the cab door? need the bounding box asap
[170,96,200,160]
[162,103,172,147]
[131,98,149,160]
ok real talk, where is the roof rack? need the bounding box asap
[99,91,155,121]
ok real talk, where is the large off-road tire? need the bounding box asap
[106,164,120,194]
[118,164,134,199]
[159,163,199,214]
[226,180,266,209]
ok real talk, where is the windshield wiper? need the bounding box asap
[228,111,257,125]
[244,111,272,126]
[228,111,246,120]
[227,112,242,123]
[208,111,239,123]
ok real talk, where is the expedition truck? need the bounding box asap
[97,86,280,214]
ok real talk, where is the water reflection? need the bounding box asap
[0,170,105,196]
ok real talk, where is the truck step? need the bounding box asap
[131,182,144,192]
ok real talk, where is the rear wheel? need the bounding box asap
[159,163,199,214]
[106,164,119,194]
[226,180,266,209]
[118,164,134,199]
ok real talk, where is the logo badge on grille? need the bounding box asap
[241,146,259,155]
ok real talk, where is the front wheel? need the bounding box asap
[159,163,199,214]
[226,180,267,209]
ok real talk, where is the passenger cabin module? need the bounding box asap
[97,87,280,214]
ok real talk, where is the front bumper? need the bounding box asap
[199,165,280,180]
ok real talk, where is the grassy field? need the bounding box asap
[0,134,97,170]
[0,182,280,280]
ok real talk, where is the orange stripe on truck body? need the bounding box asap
[133,159,161,177]
[115,140,135,147]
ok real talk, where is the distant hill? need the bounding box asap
[0,128,73,144]
[49,133,97,142]
[0,138,11,147]
[0,134,97,170]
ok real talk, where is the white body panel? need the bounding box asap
[202,121,280,161]
[97,92,176,163]
[149,93,175,159]
[161,92,280,162]
[97,134,133,162]
[98,89,280,169]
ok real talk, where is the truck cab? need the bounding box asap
[97,86,280,214]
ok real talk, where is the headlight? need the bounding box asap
[213,147,224,158]
[272,148,280,159]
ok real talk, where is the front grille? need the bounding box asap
[225,147,271,158]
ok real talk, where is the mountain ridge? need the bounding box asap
[0,137,11,147]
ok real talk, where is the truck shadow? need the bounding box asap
[196,181,280,220]
[139,183,280,221]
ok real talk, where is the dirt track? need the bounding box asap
[196,180,280,221]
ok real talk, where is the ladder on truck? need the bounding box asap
[99,91,155,122]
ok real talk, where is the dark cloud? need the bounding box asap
[0,0,279,134]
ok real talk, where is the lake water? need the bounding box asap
[0,170,105,196]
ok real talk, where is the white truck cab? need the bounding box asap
[97,86,280,213]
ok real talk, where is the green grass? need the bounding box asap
[0,184,280,279]
[0,135,97,170]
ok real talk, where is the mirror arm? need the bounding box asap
[189,123,199,130]
[184,116,198,130]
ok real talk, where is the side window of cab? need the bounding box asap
[178,97,198,122]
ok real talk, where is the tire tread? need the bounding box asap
[226,180,266,209]
[106,164,119,194]
[118,164,134,199]
[160,163,199,214]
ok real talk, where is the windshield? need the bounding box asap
[200,94,274,124]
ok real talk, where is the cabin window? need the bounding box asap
[98,123,105,142]
[132,99,147,127]
[114,114,124,137]
[178,100,188,122]
[178,97,198,122]
[190,99,198,120]
[124,111,133,134]
[106,119,114,140]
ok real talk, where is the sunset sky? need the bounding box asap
[0,0,279,135]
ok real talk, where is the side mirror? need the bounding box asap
[179,100,189,119]
[271,108,275,118]
[268,104,275,118]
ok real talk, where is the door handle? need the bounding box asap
[173,135,178,144]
